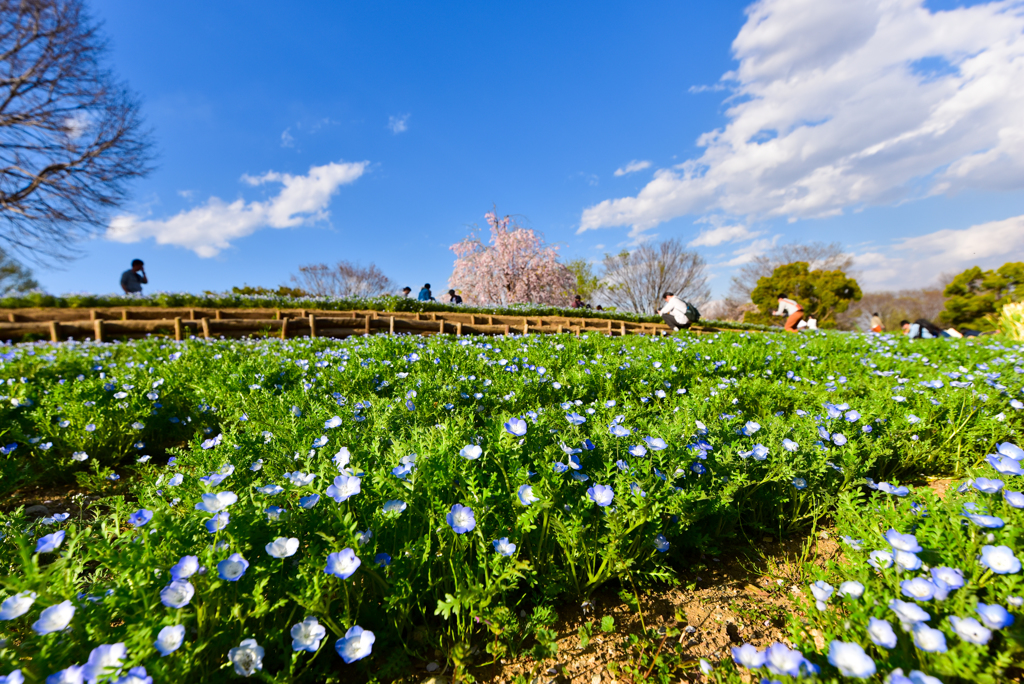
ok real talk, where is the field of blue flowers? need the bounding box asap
[0,328,1021,683]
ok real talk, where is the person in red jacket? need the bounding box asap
[772,294,804,332]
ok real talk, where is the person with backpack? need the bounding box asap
[772,294,804,333]
[418,284,434,302]
[658,292,698,331]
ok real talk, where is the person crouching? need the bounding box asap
[772,294,804,332]
[658,292,691,331]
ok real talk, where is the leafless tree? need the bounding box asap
[0,0,153,259]
[600,239,710,313]
[836,288,947,332]
[290,260,395,298]
[0,247,37,295]
[726,241,853,307]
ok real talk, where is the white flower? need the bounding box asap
[194,492,238,514]
[828,641,875,678]
[949,616,991,645]
[83,643,127,682]
[266,537,299,559]
[839,581,865,598]
[459,445,482,460]
[0,591,36,620]
[228,638,264,677]
[335,626,375,663]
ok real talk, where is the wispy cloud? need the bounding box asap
[581,0,1024,237]
[613,160,652,176]
[280,128,295,148]
[688,222,763,247]
[388,114,410,134]
[107,161,368,257]
[855,214,1024,291]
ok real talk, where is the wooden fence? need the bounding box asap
[0,307,736,342]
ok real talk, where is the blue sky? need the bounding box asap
[38,0,1024,298]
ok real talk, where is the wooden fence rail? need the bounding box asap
[0,307,741,342]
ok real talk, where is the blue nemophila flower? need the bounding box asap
[167,473,184,487]
[690,462,707,475]
[325,416,342,429]
[731,643,765,668]
[284,471,316,487]
[375,553,391,567]
[889,599,930,628]
[325,549,361,579]
[782,439,798,452]
[839,581,864,598]
[817,426,830,440]
[588,484,614,507]
[885,529,922,553]
[930,566,964,594]
[493,538,516,556]
[792,477,807,490]
[828,641,875,678]
[504,418,527,436]
[973,477,1004,493]
[628,445,647,458]
[742,421,760,436]
[228,639,264,677]
[336,625,374,663]
[867,617,898,648]
[831,433,848,446]
[980,545,1020,573]
[160,580,194,608]
[200,434,222,450]
[615,460,629,471]
[85,424,96,432]
[299,494,320,509]
[998,442,1024,460]
[568,454,582,470]
[0,591,36,620]
[218,553,249,582]
[552,462,568,473]
[630,482,646,497]
[311,435,328,449]
[900,578,937,601]
[653,534,669,553]
[878,482,910,496]
[155,625,185,656]
[894,549,922,571]
[644,436,667,450]
[249,459,264,472]
[765,643,809,678]
[609,424,629,438]
[206,511,230,532]
[841,536,863,550]
[127,507,151,528]
[845,410,860,421]
[949,616,991,645]
[256,484,284,496]
[989,455,1024,476]
[170,556,199,580]
[581,439,596,450]
[447,504,476,533]
[460,445,482,460]
[195,491,238,514]
[266,537,299,559]
[32,600,75,635]
[72,451,88,462]
[912,623,946,652]
[810,580,833,610]
[963,511,1004,528]
[976,602,1014,629]
[35,531,65,554]
[565,412,586,425]
[291,617,327,653]
[84,643,127,683]
[326,475,361,503]
[518,484,539,506]
[382,500,407,515]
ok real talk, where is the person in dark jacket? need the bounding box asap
[120,259,148,294]
[447,289,463,304]
[901,319,949,339]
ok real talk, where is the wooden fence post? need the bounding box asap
[200,318,211,339]
[214,310,222,320]
[173,317,182,341]
[121,309,128,321]
[309,314,318,338]
[439,320,445,335]
[189,309,196,321]
[281,317,289,340]
[89,309,97,321]
[621,322,626,336]
[49,321,60,342]
[503,324,510,336]
[94,319,104,343]
[456,321,462,336]
[363,316,371,336]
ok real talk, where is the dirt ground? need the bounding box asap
[406,532,842,684]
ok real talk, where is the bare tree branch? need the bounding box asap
[0,0,154,261]
[290,261,395,298]
[600,239,710,314]
[725,241,853,309]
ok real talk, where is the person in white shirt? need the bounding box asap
[658,292,691,331]
[772,293,804,332]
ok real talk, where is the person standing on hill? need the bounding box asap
[772,294,803,332]
[870,312,883,333]
[120,259,147,295]
[418,284,434,301]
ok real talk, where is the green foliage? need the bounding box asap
[0,250,38,297]
[226,284,310,298]
[749,261,862,328]
[564,258,603,303]
[601,615,616,633]
[940,262,1024,331]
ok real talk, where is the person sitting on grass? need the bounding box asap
[901,318,949,340]
[772,294,803,332]
[658,292,691,331]
[447,289,463,304]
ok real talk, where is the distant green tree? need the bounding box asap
[227,285,309,298]
[0,249,39,296]
[564,258,603,303]
[748,262,862,328]
[939,262,1024,331]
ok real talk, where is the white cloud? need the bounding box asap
[106,160,368,257]
[723,236,779,266]
[688,223,763,247]
[855,214,1024,290]
[580,0,1024,236]
[281,128,295,148]
[613,160,652,176]
[388,114,410,134]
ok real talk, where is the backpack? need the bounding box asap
[684,301,701,324]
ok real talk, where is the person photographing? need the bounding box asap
[772,293,803,332]
[120,259,148,295]
[658,292,693,331]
